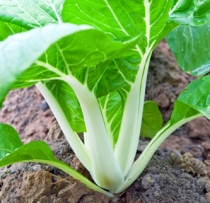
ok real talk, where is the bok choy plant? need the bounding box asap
[1,0,210,197]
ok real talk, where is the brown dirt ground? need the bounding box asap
[1,41,210,202]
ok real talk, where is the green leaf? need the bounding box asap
[169,0,210,26]
[0,0,65,29]
[0,23,93,106]
[166,22,210,76]
[61,2,175,152]
[0,124,113,197]
[177,75,210,119]
[0,22,140,132]
[62,0,174,97]
[143,76,210,173]
[99,92,123,145]
[0,123,23,159]
[8,26,140,93]
[45,81,86,132]
[154,75,210,143]
[170,101,200,126]
[93,50,140,97]
[140,101,163,139]
[63,0,173,47]
[0,141,57,166]
[0,21,26,41]
[0,123,98,193]
[55,31,140,73]
[122,94,202,195]
[168,75,210,126]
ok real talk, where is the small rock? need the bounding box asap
[153,93,170,108]
[205,180,210,192]
[137,141,149,153]
[10,163,26,173]
[38,196,49,203]
[196,178,206,194]
[200,197,207,203]
[153,183,162,197]
[111,197,121,203]
[170,152,207,176]
[206,192,210,203]
[164,146,170,152]
[47,121,63,140]
[21,170,52,198]
[32,164,41,171]
[24,123,36,137]
[60,145,69,155]
[169,150,181,164]
[41,100,49,111]
[167,71,182,85]
[186,117,210,140]
[141,173,157,190]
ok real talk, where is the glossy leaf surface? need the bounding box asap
[169,0,210,26]
[0,22,138,105]
[166,22,210,76]
[177,75,210,119]
[45,81,86,132]
[140,101,163,139]
[0,0,65,29]
[0,123,113,197]
[0,23,93,106]
[0,123,23,159]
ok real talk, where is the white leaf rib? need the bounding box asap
[24,77,61,83]
[144,0,151,47]
[35,60,67,78]
[169,0,182,15]
[47,0,63,23]
[74,3,114,30]
[114,61,133,86]
[103,0,129,36]
[5,23,16,34]
[55,43,72,75]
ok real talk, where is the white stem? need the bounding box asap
[36,82,92,172]
[114,53,151,176]
[83,132,90,151]
[64,76,124,190]
[115,113,202,194]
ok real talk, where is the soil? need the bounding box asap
[1,41,210,202]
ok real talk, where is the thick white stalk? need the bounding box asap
[83,132,90,150]
[115,113,203,193]
[64,76,124,190]
[114,53,151,176]
[36,82,92,172]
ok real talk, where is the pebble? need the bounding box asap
[141,173,157,190]
[41,100,49,111]
[60,145,69,155]
[32,164,41,171]
[206,180,210,192]
[111,197,121,203]
[200,197,207,203]
[196,178,206,194]
[206,192,210,203]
